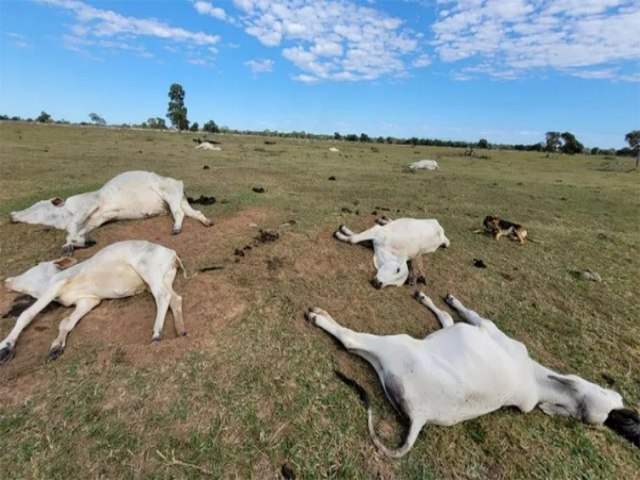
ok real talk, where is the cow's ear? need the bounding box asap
[53,257,78,270]
[51,197,65,207]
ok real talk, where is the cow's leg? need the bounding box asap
[49,297,101,359]
[0,284,63,364]
[180,198,212,227]
[163,267,186,337]
[306,307,388,358]
[414,291,454,328]
[406,255,426,285]
[336,225,381,245]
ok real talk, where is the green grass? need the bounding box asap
[0,122,638,478]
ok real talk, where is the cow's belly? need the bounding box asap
[104,196,167,220]
[57,266,147,305]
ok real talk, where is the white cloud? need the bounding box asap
[194,1,227,21]
[36,0,219,63]
[245,58,274,73]
[432,0,640,81]
[196,0,427,83]
[4,32,31,49]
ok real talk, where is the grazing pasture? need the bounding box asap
[0,122,638,478]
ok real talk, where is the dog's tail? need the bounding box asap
[334,370,416,458]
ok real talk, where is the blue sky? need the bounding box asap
[1,0,639,148]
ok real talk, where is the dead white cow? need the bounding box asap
[9,171,212,253]
[195,142,221,151]
[306,292,639,457]
[409,159,439,170]
[334,218,449,288]
[0,241,189,364]
[329,147,340,152]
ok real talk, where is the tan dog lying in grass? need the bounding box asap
[474,215,542,244]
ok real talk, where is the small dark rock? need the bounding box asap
[371,210,378,216]
[203,165,210,170]
[473,259,487,269]
[234,248,245,257]
[328,176,336,181]
[256,230,279,243]
[253,187,266,193]
[341,207,353,214]
[281,463,295,480]
[199,265,225,272]
[601,372,615,386]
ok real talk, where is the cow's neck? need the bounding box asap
[531,361,581,419]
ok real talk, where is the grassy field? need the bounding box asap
[0,121,638,478]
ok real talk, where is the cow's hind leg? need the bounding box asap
[49,298,101,359]
[180,198,212,227]
[414,291,454,328]
[165,269,186,337]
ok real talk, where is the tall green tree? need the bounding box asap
[545,131,561,154]
[36,111,52,123]
[167,83,189,130]
[203,120,219,133]
[89,112,106,126]
[625,130,640,167]
[560,132,584,154]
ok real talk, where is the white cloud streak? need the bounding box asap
[244,58,275,73]
[36,0,219,62]
[196,0,428,83]
[432,0,640,81]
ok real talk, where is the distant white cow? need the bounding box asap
[1,241,189,364]
[409,160,439,170]
[306,292,639,457]
[329,147,340,153]
[10,171,212,252]
[195,142,221,151]
[334,218,449,288]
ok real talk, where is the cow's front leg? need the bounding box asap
[49,298,101,360]
[406,255,426,285]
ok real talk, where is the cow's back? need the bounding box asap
[97,171,170,219]
[383,219,447,257]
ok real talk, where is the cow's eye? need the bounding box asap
[396,268,401,274]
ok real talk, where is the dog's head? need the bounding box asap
[482,214,500,231]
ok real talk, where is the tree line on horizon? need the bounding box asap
[1,81,638,160]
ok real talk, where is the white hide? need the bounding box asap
[9,171,212,251]
[307,293,625,458]
[334,218,450,287]
[195,142,221,151]
[409,160,439,170]
[1,240,188,363]
[329,147,340,152]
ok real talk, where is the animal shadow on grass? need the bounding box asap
[2,295,58,319]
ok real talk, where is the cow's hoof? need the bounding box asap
[413,290,423,300]
[0,345,15,364]
[84,236,96,247]
[444,294,455,306]
[48,346,64,361]
[61,245,74,256]
[171,228,181,235]
[304,309,316,324]
[178,330,187,337]
[204,220,213,228]
[152,334,161,342]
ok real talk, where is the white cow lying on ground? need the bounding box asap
[195,142,221,151]
[306,292,640,458]
[0,241,189,364]
[409,159,439,170]
[9,171,212,253]
[306,292,639,457]
[334,218,449,288]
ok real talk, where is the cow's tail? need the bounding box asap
[175,255,197,280]
[334,370,415,459]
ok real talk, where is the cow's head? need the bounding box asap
[9,197,71,230]
[5,257,78,298]
[372,249,409,288]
